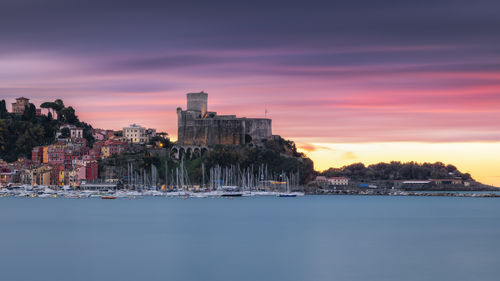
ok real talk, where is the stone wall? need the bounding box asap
[244,118,272,141]
[178,114,245,145]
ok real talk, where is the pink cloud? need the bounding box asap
[2,46,500,144]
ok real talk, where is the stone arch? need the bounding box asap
[171,145,209,159]
[193,147,201,158]
[186,147,193,159]
[170,147,179,159]
[178,147,186,159]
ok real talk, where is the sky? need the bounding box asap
[1,0,500,186]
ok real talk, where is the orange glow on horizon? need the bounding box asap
[297,141,500,187]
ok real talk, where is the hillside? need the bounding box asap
[99,136,316,186]
[321,162,472,181]
[0,99,94,162]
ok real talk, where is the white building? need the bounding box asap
[56,124,83,139]
[70,127,83,139]
[328,177,349,186]
[123,124,148,144]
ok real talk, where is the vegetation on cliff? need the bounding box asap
[203,137,315,184]
[0,99,94,162]
[99,137,315,185]
[320,161,472,181]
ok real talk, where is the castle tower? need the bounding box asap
[187,91,208,117]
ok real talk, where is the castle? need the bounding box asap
[177,92,272,146]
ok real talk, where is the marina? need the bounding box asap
[3,184,499,199]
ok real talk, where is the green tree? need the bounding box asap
[61,106,78,124]
[60,127,70,138]
[0,100,7,119]
[22,103,37,121]
[54,99,65,121]
[40,102,56,116]
[0,121,7,152]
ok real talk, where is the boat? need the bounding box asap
[101,196,116,199]
[190,193,208,198]
[276,179,305,197]
[278,193,296,197]
[221,192,243,197]
[277,192,303,197]
[219,186,243,197]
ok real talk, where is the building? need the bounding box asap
[32,166,52,186]
[11,97,30,114]
[70,127,83,139]
[32,146,44,164]
[315,176,328,183]
[394,179,464,188]
[146,128,156,139]
[123,124,149,144]
[177,92,272,146]
[42,147,49,163]
[85,161,98,181]
[328,177,349,186]
[431,178,463,185]
[57,125,83,140]
[101,140,128,158]
[1,169,18,186]
[50,165,65,186]
[47,143,65,166]
[92,129,107,141]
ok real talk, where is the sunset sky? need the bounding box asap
[1,0,499,186]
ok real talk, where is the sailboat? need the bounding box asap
[277,176,304,197]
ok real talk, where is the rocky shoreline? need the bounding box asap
[308,189,500,197]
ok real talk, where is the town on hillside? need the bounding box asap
[0,93,494,197]
[1,97,162,188]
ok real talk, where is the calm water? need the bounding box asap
[1,196,499,281]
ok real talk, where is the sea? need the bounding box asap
[1,196,499,281]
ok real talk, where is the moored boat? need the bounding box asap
[221,192,243,197]
[220,186,243,197]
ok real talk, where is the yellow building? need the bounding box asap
[101,146,111,158]
[43,147,48,163]
[67,170,79,187]
[38,166,52,186]
[58,170,65,186]
[30,166,52,186]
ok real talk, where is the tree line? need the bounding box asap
[320,161,472,181]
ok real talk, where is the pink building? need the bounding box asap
[32,146,44,164]
[103,140,128,156]
[93,130,106,141]
[76,164,87,182]
[47,144,65,165]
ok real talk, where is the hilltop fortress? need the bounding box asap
[177,92,272,146]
